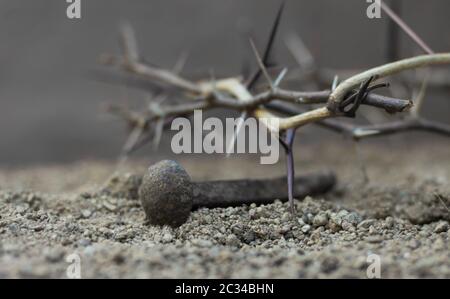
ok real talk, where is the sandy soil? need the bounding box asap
[0,140,449,278]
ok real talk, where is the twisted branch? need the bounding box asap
[100,23,450,154]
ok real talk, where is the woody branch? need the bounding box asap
[100,24,449,140]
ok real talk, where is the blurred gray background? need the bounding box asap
[0,0,449,166]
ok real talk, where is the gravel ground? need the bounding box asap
[0,141,449,278]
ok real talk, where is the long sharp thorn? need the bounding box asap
[352,140,369,184]
[285,32,315,71]
[128,131,154,155]
[226,112,247,157]
[261,0,285,64]
[274,67,288,87]
[173,51,189,74]
[119,22,139,62]
[332,75,339,91]
[152,119,165,151]
[120,126,144,160]
[380,0,434,55]
[250,38,274,90]
[246,0,285,89]
[411,72,430,117]
[284,128,297,217]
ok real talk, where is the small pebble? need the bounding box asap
[358,219,376,229]
[365,235,384,243]
[162,233,174,243]
[301,224,311,233]
[313,212,329,227]
[78,239,92,247]
[225,234,241,247]
[341,221,355,231]
[81,210,92,219]
[45,248,65,263]
[434,221,448,233]
[345,212,362,225]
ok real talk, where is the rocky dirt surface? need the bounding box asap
[0,141,449,278]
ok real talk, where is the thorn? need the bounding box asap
[332,75,339,91]
[352,140,369,184]
[152,118,165,151]
[246,0,285,89]
[154,93,169,105]
[209,68,218,92]
[274,68,288,87]
[262,0,285,64]
[173,51,190,74]
[352,128,380,138]
[121,126,145,157]
[119,21,139,62]
[411,71,430,117]
[249,38,274,90]
[284,128,297,217]
[434,193,450,213]
[127,131,155,155]
[380,0,434,55]
[285,32,315,71]
[226,112,248,157]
